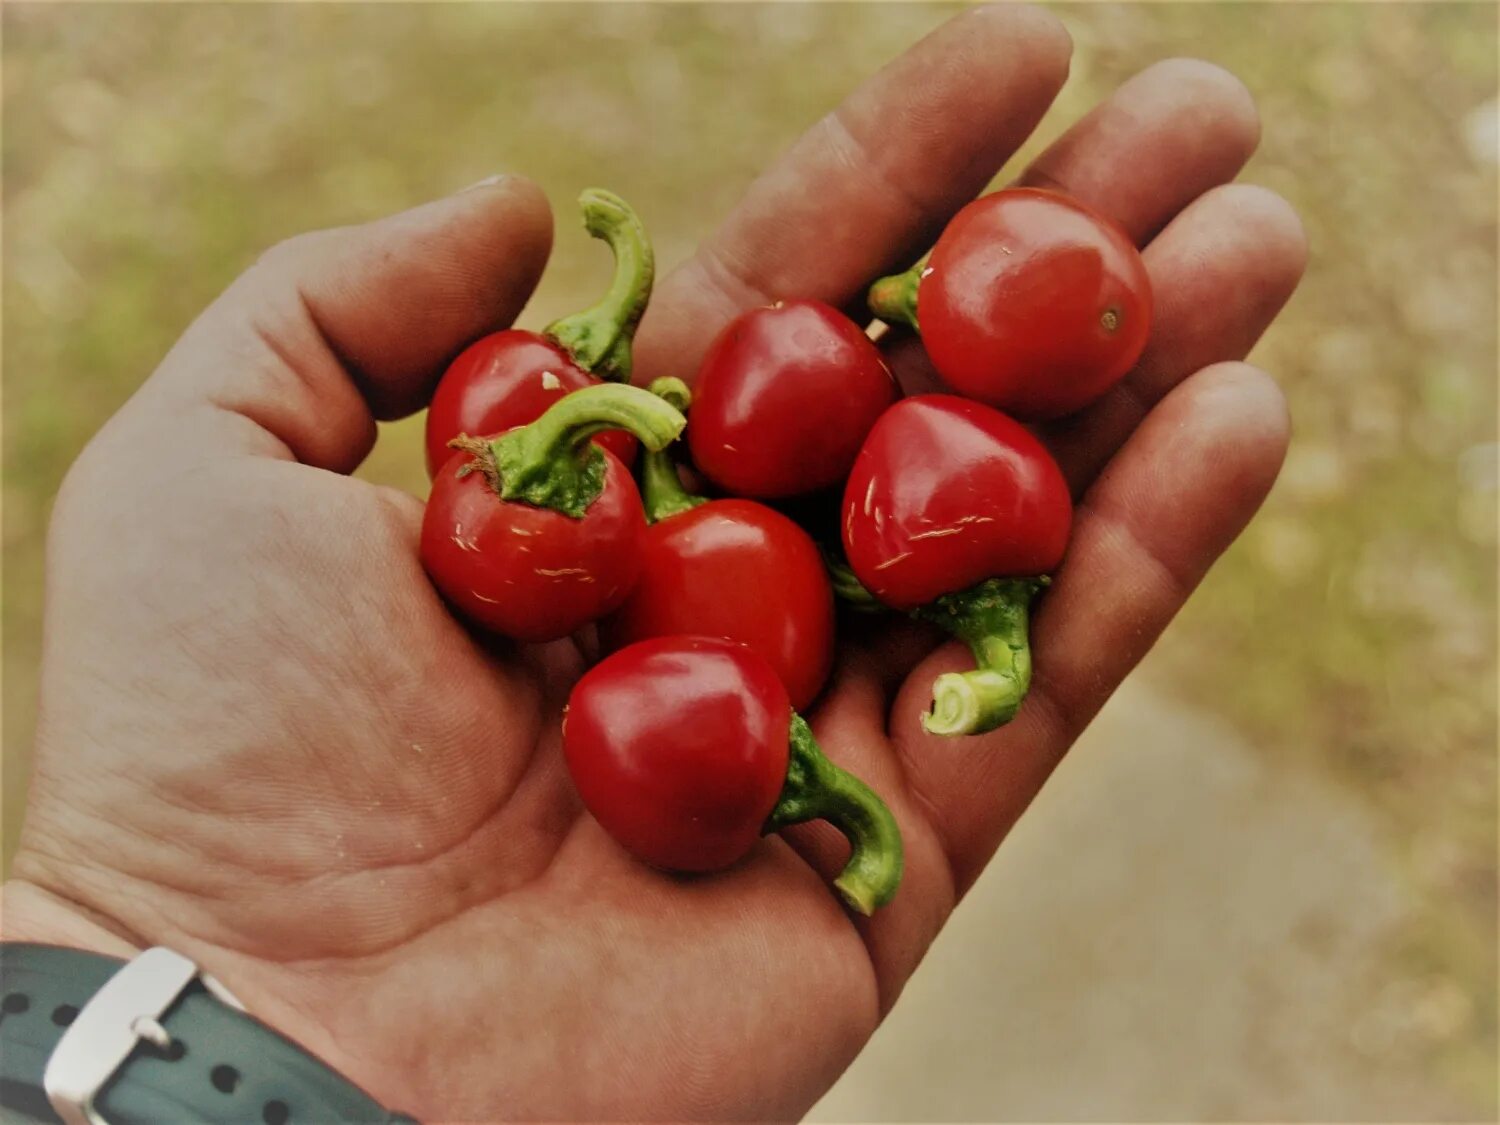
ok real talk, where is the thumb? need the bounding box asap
[122,175,553,473]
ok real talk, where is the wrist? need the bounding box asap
[2,870,420,1120]
[0,938,419,1124]
[0,881,143,960]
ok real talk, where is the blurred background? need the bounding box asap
[2,3,1495,1120]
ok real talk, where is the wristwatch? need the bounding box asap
[0,943,418,1125]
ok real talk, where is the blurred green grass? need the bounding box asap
[3,1,1496,1110]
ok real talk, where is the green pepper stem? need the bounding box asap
[765,714,904,914]
[480,383,684,518]
[867,263,923,331]
[912,577,1048,736]
[819,543,885,614]
[639,377,707,523]
[545,189,655,384]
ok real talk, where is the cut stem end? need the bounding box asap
[922,670,1022,737]
[912,576,1048,738]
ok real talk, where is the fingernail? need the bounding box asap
[458,173,510,194]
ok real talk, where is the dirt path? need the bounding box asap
[810,679,1476,1122]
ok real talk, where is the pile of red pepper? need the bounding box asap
[420,186,1152,914]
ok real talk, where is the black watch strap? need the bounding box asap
[1,943,417,1125]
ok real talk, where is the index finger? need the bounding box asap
[633,3,1073,381]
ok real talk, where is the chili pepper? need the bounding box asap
[687,299,899,498]
[841,394,1072,736]
[869,187,1151,420]
[423,189,654,478]
[421,383,684,642]
[601,379,835,710]
[563,635,904,913]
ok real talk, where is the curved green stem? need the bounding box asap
[645,375,692,414]
[912,576,1048,736]
[765,715,904,914]
[473,383,684,517]
[544,189,655,384]
[639,377,706,523]
[867,262,924,331]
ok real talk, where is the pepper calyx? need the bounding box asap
[485,383,685,518]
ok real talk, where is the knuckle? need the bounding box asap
[248,227,343,281]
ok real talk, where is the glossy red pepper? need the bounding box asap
[420,383,684,642]
[687,300,899,498]
[425,336,638,478]
[869,187,1151,420]
[842,394,1072,736]
[601,380,835,710]
[423,189,652,478]
[563,635,904,913]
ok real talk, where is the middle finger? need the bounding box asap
[632,4,1075,382]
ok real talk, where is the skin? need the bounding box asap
[2,8,1307,1122]
[601,498,836,710]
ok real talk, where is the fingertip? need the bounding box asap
[963,3,1075,80]
[1161,360,1292,504]
[1216,359,1292,458]
[423,173,555,327]
[459,173,556,272]
[321,175,557,418]
[1213,182,1309,288]
[1152,181,1309,299]
[943,4,1074,118]
[1142,57,1261,161]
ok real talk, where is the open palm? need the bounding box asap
[5,8,1306,1121]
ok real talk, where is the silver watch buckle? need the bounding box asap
[43,946,244,1125]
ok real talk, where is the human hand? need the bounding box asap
[3,6,1305,1120]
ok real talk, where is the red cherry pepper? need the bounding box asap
[423,189,654,478]
[421,383,684,642]
[601,379,835,710]
[869,187,1152,420]
[687,300,899,498]
[563,635,904,913]
[841,394,1073,736]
